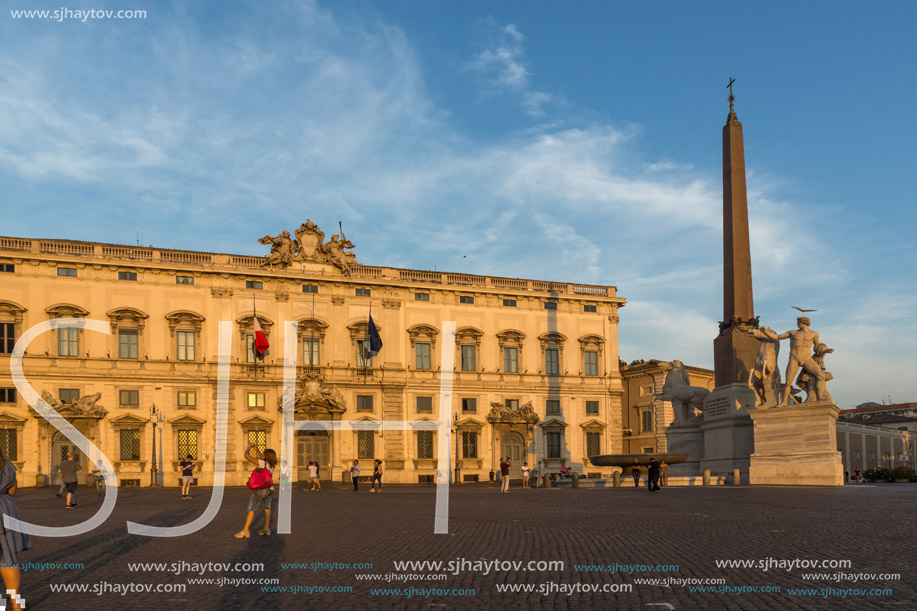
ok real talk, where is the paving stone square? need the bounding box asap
[13,482,916,610]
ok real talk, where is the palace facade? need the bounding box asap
[0,224,626,486]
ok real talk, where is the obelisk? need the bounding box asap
[713,80,759,387]
[699,79,759,478]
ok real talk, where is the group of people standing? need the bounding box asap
[631,458,669,492]
[497,458,534,492]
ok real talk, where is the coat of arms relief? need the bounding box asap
[258,220,359,273]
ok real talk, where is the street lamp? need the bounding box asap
[453,413,461,485]
[150,404,160,487]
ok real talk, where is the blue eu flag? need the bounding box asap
[368,315,383,356]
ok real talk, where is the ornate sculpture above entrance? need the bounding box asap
[278,370,346,417]
[486,401,539,425]
[258,220,359,273]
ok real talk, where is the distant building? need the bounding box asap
[620,360,714,454]
[0,226,626,486]
[837,403,917,473]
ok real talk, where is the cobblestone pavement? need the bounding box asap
[11,482,916,610]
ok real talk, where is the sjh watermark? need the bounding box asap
[6,319,458,539]
[9,8,147,22]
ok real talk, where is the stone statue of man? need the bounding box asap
[761,317,827,406]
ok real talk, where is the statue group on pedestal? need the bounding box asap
[655,360,710,424]
[258,220,358,273]
[747,316,834,408]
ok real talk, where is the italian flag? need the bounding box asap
[253,316,269,360]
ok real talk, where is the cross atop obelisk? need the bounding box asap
[713,78,759,386]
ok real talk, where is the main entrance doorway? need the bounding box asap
[297,431,330,481]
[501,431,525,465]
[51,431,88,486]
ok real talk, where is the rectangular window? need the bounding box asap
[303,338,320,366]
[853,450,860,460]
[460,345,476,371]
[0,388,15,403]
[546,432,562,458]
[177,331,195,361]
[584,351,599,376]
[546,399,560,415]
[178,430,198,460]
[586,432,601,458]
[640,385,654,397]
[416,396,433,412]
[586,400,599,415]
[248,392,265,410]
[503,347,518,373]
[247,430,267,453]
[245,280,263,289]
[642,411,654,433]
[58,327,79,357]
[502,299,516,307]
[176,275,194,285]
[357,395,373,412]
[119,429,141,461]
[0,264,13,273]
[461,398,476,413]
[118,271,138,281]
[544,301,558,310]
[358,431,375,459]
[459,296,474,304]
[59,388,80,404]
[302,284,318,293]
[415,293,430,301]
[355,288,371,297]
[461,431,478,459]
[119,329,138,359]
[57,267,77,277]
[0,323,14,354]
[584,304,597,313]
[417,430,434,459]
[415,342,431,369]
[506,399,519,411]
[355,340,372,368]
[0,429,17,461]
[119,390,139,406]
[244,334,255,363]
[177,391,197,409]
[545,348,559,375]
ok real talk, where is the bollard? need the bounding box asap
[612,471,621,487]
[543,474,552,488]
[572,472,580,488]
[733,468,741,486]
[703,469,711,486]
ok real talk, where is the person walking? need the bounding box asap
[660,460,669,488]
[647,458,661,492]
[350,460,361,491]
[521,462,530,489]
[235,443,277,538]
[0,447,29,610]
[305,461,322,491]
[631,459,641,488]
[58,451,85,509]
[54,461,65,498]
[370,459,383,493]
[178,454,196,499]
[500,458,511,493]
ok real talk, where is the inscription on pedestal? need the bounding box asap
[705,395,731,418]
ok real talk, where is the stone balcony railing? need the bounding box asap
[0,236,617,297]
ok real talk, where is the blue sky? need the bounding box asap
[2,0,915,409]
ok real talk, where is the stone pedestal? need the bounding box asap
[700,383,756,474]
[665,422,704,474]
[748,402,843,486]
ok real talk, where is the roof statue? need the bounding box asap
[259,220,359,273]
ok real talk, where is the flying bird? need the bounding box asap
[792,306,817,313]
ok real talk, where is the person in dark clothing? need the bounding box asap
[647,458,661,492]
[631,459,641,487]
